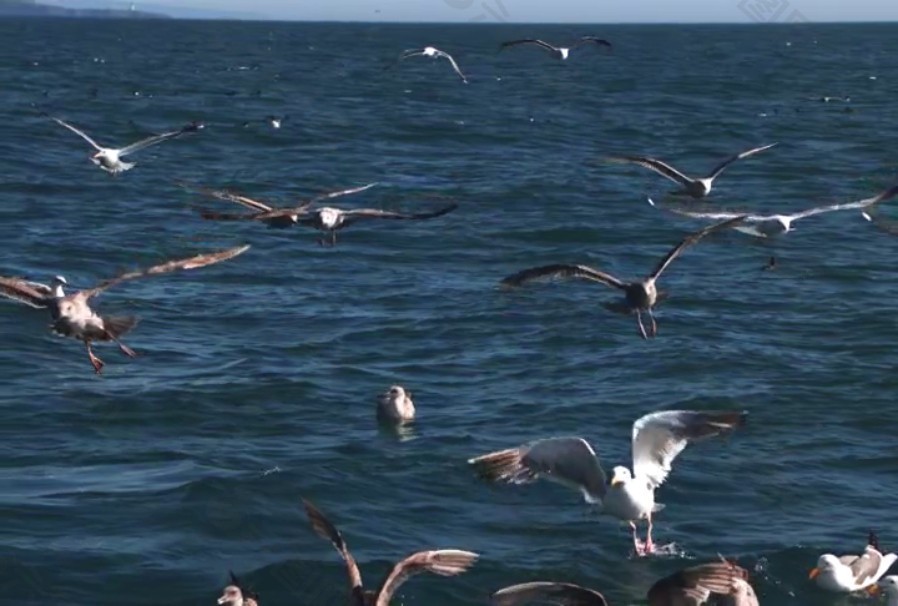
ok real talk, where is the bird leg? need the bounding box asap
[85,341,104,374]
[114,338,138,359]
[644,514,656,554]
[331,230,337,246]
[648,309,658,338]
[629,521,646,556]
[635,311,649,340]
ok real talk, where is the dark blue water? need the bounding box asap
[2,19,898,606]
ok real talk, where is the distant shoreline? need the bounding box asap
[0,0,169,18]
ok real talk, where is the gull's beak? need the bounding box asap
[808,567,820,580]
[610,473,624,487]
[217,596,228,605]
[868,583,882,597]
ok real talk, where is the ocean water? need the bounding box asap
[1,18,898,606]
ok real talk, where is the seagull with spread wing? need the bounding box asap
[608,144,777,199]
[301,498,478,606]
[500,217,745,339]
[649,185,898,238]
[491,560,756,605]
[194,184,458,246]
[180,181,379,230]
[217,571,259,606]
[810,531,897,593]
[0,245,250,373]
[499,36,613,60]
[398,46,468,83]
[468,410,747,556]
[50,116,198,174]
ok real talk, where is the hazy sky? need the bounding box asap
[156,0,898,22]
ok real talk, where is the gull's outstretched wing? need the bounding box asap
[119,126,192,157]
[434,49,468,83]
[468,437,608,504]
[572,36,613,51]
[790,185,898,221]
[631,410,747,488]
[81,245,251,299]
[648,198,758,222]
[339,202,458,225]
[52,117,103,151]
[648,216,746,281]
[372,550,478,606]
[281,182,381,216]
[607,155,693,187]
[302,499,366,603]
[399,48,426,60]
[176,181,274,212]
[500,264,626,291]
[0,277,53,309]
[705,143,777,180]
[499,39,559,53]
[492,581,609,606]
[848,546,897,588]
[647,561,752,606]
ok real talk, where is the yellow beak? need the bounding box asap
[808,568,820,580]
[610,477,624,487]
[868,584,882,597]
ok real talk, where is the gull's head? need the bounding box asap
[217,585,244,606]
[377,385,415,422]
[423,46,437,56]
[809,554,839,579]
[610,466,632,487]
[52,275,68,286]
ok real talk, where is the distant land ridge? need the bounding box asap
[0,0,170,18]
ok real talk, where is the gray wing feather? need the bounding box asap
[492,582,609,606]
[706,143,777,180]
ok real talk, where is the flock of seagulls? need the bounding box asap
[6,29,897,606]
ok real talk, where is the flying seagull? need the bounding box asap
[0,245,250,373]
[180,181,379,230]
[810,531,897,593]
[196,189,458,247]
[468,410,747,556]
[399,46,468,83]
[301,498,478,606]
[50,116,198,174]
[649,185,898,237]
[499,36,612,60]
[608,144,777,199]
[266,115,286,129]
[500,216,745,339]
[218,571,259,606]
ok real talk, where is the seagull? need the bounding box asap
[197,189,458,247]
[218,571,259,606]
[862,207,898,235]
[650,185,898,238]
[608,144,777,199]
[809,532,897,593]
[50,116,197,174]
[265,115,286,129]
[761,256,777,271]
[0,246,250,374]
[648,560,759,606]
[500,216,745,339]
[499,36,613,60]
[377,385,415,424]
[872,576,898,604]
[399,46,468,83]
[468,409,747,556]
[180,181,379,230]
[492,582,609,605]
[301,498,478,606]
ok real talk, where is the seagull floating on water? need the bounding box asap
[265,115,286,129]
[302,498,478,605]
[377,385,415,424]
[218,571,259,606]
[650,185,898,238]
[500,217,744,339]
[50,116,198,174]
[499,36,612,60]
[0,246,250,373]
[193,184,458,246]
[399,46,468,83]
[810,531,897,594]
[872,576,898,604]
[468,409,747,556]
[608,144,777,199]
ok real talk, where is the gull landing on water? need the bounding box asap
[399,46,468,83]
[468,410,747,557]
[500,216,745,339]
[650,185,898,238]
[218,571,259,606]
[0,246,250,374]
[810,531,897,594]
[499,36,613,60]
[50,117,197,174]
[608,143,778,199]
[302,499,478,606]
